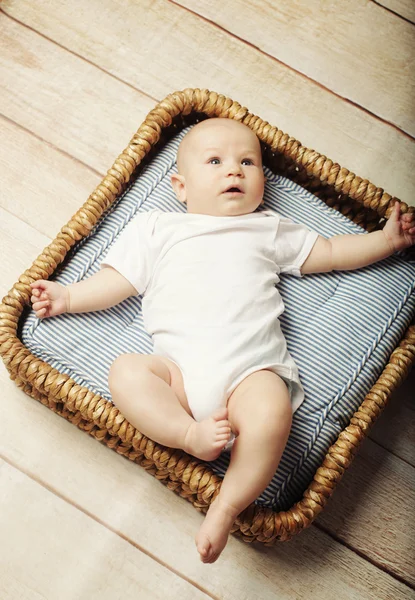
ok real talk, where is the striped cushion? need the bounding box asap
[21,127,415,511]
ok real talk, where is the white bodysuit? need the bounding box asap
[102,208,319,451]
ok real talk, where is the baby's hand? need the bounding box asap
[30,280,69,319]
[383,202,415,252]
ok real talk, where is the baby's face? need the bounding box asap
[171,119,266,217]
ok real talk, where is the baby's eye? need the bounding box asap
[209,158,220,164]
[242,158,254,165]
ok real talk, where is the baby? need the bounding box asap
[30,118,415,564]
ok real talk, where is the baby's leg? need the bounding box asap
[196,370,292,563]
[108,354,232,460]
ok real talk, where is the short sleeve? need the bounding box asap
[100,209,160,295]
[274,215,319,277]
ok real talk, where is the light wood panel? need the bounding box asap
[369,369,415,465]
[0,208,51,295]
[379,0,415,23]
[1,0,414,596]
[0,17,155,172]
[0,116,100,238]
[315,435,415,585]
[0,460,211,600]
[1,3,414,206]
[177,0,415,136]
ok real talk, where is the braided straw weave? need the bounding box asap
[1,88,414,544]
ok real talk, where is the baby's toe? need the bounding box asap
[207,552,219,564]
[196,536,213,562]
[217,426,231,435]
[216,425,231,440]
[217,419,231,429]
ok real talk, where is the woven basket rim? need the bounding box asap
[1,88,414,544]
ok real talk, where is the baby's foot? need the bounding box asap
[195,495,239,564]
[184,407,232,461]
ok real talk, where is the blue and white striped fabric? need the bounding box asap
[21,127,415,511]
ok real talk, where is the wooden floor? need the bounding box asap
[1,1,414,598]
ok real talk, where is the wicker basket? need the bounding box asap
[1,88,414,545]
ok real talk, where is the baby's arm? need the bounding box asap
[31,267,137,319]
[301,230,393,274]
[67,267,138,312]
[301,203,415,275]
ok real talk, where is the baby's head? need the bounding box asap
[171,118,267,217]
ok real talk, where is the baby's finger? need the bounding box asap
[389,202,401,221]
[30,280,47,291]
[33,300,50,311]
[32,290,48,302]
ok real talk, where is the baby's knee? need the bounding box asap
[228,371,292,435]
[108,355,129,394]
[108,353,148,390]
[108,353,172,393]
[236,408,292,454]
[267,405,292,437]
[248,402,292,433]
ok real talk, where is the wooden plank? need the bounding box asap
[379,0,415,23]
[0,15,414,591]
[0,116,100,238]
[0,208,51,296]
[315,436,415,586]
[177,0,415,136]
[1,2,414,207]
[0,16,155,173]
[1,0,414,596]
[369,367,415,466]
[0,460,211,600]
[0,363,412,600]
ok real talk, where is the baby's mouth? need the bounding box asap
[223,186,244,194]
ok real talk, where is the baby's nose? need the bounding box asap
[227,163,243,175]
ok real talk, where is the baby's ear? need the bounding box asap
[170,173,187,204]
